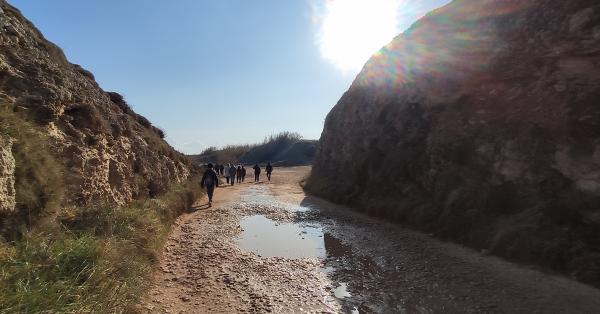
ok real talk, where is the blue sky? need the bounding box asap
[9,0,450,154]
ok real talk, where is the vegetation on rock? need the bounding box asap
[191,131,317,166]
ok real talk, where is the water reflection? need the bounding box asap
[236,187,365,310]
[237,215,325,259]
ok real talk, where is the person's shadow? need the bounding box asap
[189,203,211,212]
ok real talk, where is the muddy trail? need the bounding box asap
[142,167,600,313]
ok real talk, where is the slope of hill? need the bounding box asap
[190,132,317,166]
[307,0,600,287]
[0,1,197,212]
[0,1,201,311]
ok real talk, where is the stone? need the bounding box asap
[308,0,600,287]
[0,135,15,212]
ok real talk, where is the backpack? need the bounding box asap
[204,171,214,187]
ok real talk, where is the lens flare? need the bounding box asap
[316,0,401,73]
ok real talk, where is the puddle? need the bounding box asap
[236,187,362,308]
[237,215,325,259]
[242,187,311,212]
[334,282,351,298]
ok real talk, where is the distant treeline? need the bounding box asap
[189,132,317,166]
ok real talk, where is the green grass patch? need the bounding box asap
[0,178,202,313]
[1,101,203,312]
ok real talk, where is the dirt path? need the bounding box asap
[142,167,600,313]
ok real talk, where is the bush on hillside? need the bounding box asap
[152,126,166,139]
[135,114,152,128]
[195,144,254,165]
[72,64,95,81]
[190,131,311,165]
[242,132,303,163]
[0,105,63,239]
[63,103,105,131]
[107,92,134,115]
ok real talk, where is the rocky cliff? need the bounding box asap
[308,0,600,285]
[0,1,193,215]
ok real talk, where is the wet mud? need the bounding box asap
[143,167,600,313]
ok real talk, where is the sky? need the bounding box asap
[9,0,450,154]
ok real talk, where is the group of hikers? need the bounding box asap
[200,162,274,205]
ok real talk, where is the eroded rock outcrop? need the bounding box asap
[0,1,194,206]
[308,0,600,285]
[0,135,15,212]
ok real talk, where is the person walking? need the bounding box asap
[228,164,237,186]
[219,164,225,176]
[266,162,273,181]
[241,166,247,182]
[224,163,231,184]
[200,163,219,206]
[236,165,242,183]
[253,164,261,182]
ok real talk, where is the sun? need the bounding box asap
[316,0,401,73]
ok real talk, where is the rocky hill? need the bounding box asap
[0,1,193,218]
[307,0,600,286]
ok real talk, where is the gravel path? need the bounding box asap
[142,167,600,313]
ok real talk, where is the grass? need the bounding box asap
[0,103,203,312]
[0,178,202,313]
[0,106,63,238]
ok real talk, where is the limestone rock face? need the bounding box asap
[0,1,194,205]
[0,135,15,212]
[308,0,600,284]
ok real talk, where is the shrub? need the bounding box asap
[135,114,152,128]
[107,92,134,115]
[63,103,106,132]
[152,126,166,139]
[72,64,95,81]
[0,106,63,239]
[190,131,308,165]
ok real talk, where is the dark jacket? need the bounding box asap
[253,165,261,174]
[266,164,273,173]
[201,168,219,187]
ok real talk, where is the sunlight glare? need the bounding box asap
[317,0,401,73]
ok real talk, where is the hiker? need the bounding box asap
[228,164,237,186]
[266,162,273,181]
[236,166,242,183]
[241,166,247,182]
[219,164,225,175]
[200,163,219,206]
[224,163,231,184]
[253,164,261,182]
